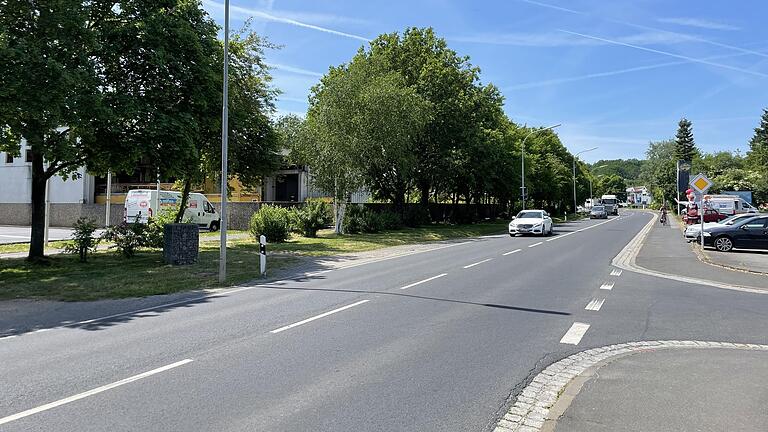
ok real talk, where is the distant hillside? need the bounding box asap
[589,159,645,183]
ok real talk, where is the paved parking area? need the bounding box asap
[0,226,79,244]
[703,248,768,274]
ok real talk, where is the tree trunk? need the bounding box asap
[175,177,193,223]
[28,152,47,260]
[419,182,430,207]
[333,198,346,234]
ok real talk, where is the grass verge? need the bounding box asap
[0,221,507,301]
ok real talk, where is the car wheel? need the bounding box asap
[209,221,220,232]
[714,236,733,252]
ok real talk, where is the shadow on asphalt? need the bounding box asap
[247,283,571,316]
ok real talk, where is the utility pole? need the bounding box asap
[219,0,230,284]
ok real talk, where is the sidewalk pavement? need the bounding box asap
[553,348,768,432]
[702,248,768,275]
[634,214,767,289]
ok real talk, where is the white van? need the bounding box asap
[124,189,221,231]
[707,195,759,216]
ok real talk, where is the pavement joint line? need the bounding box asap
[611,212,768,295]
[559,322,590,345]
[493,340,768,432]
[584,298,605,311]
[400,273,448,290]
[269,300,370,334]
[0,359,194,426]
[528,242,543,248]
[599,282,614,291]
[463,258,493,268]
[503,249,523,256]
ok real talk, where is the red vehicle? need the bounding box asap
[684,208,728,225]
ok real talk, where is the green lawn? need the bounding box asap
[0,240,70,255]
[0,221,507,301]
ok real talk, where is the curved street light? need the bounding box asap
[573,147,598,213]
[521,123,561,210]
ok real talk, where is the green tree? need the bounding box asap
[674,118,697,162]
[639,139,676,204]
[747,108,768,172]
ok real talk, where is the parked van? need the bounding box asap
[706,195,759,216]
[124,189,221,231]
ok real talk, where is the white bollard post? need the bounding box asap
[259,235,267,276]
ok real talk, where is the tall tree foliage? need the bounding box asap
[747,108,768,172]
[674,118,697,162]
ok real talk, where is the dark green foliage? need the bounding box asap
[674,118,697,162]
[378,211,403,230]
[145,208,181,249]
[293,200,333,238]
[590,159,645,181]
[63,218,100,262]
[249,205,293,243]
[102,220,148,258]
[343,205,388,234]
[402,206,431,227]
[747,108,768,172]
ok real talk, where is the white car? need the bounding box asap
[509,210,553,237]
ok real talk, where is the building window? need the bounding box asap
[25,150,32,163]
[4,153,12,164]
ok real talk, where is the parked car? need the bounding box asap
[509,210,553,237]
[684,213,757,242]
[590,205,608,219]
[683,208,728,225]
[701,215,768,252]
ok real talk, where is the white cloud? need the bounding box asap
[267,63,324,78]
[657,17,740,31]
[202,0,370,42]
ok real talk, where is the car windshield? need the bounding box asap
[592,206,605,211]
[516,211,542,219]
[721,215,746,225]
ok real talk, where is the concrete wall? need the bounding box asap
[212,202,262,231]
[0,203,123,227]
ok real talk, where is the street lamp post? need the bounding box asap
[219,0,230,284]
[589,164,608,206]
[573,147,598,213]
[521,123,561,210]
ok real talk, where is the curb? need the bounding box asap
[493,340,768,432]
[611,212,767,294]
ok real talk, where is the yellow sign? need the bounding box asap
[690,173,712,194]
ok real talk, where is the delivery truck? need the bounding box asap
[124,189,221,231]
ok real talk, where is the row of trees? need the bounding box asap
[281,28,591,232]
[607,112,768,207]
[1,1,282,259]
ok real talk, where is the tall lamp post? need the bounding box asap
[589,164,608,205]
[573,147,598,213]
[219,0,230,284]
[521,123,561,210]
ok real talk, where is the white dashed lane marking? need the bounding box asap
[503,249,522,256]
[610,269,622,276]
[584,298,605,311]
[600,282,614,291]
[560,322,590,345]
[270,300,370,334]
[528,242,543,248]
[400,273,447,290]
[463,258,493,269]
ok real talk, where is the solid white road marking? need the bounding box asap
[463,258,493,269]
[528,242,543,248]
[600,282,615,291]
[400,273,447,290]
[270,300,370,334]
[610,269,623,276]
[0,234,28,239]
[0,359,193,426]
[584,298,606,311]
[560,322,590,345]
[503,249,522,256]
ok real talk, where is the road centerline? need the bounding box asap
[503,249,522,256]
[400,273,448,290]
[463,258,493,269]
[528,242,543,248]
[0,359,194,426]
[270,300,370,334]
[584,298,606,311]
[600,282,615,290]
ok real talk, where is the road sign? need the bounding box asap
[690,173,713,194]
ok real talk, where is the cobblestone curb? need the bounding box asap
[493,340,768,432]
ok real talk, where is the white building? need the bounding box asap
[626,186,652,206]
[0,140,95,204]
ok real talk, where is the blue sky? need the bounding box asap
[201,0,768,163]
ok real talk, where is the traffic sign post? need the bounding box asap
[689,173,713,251]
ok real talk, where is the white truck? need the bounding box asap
[124,189,221,231]
[706,195,759,216]
[600,194,619,215]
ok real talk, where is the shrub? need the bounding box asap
[64,217,100,262]
[342,205,365,234]
[378,211,403,230]
[403,205,431,227]
[102,220,148,258]
[343,205,391,234]
[249,205,292,243]
[294,200,332,237]
[144,207,179,249]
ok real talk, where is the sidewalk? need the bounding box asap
[702,248,768,275]
[634,214,767,289]
[552,348,768,432]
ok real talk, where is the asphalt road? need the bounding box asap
[0,226,80,244]
[1,212,767,431]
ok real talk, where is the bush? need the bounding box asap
[378,211,403,230]
[102,220,148,258]
[64,217,100,262]
[144,207,179,249]
[294,200,332,237]
[343,205,392,234]
[403,205,431,227]
[249,205,293,243]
